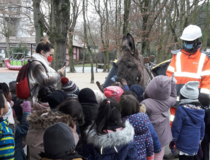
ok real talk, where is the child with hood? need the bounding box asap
[120,94,157,160]
[141,75,177,160]
[171,81,205,160]
[40,122,86,160]
[120,94,162,157]
[26,90,69,160]
[84,99,138,160]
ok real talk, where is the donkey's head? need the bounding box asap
[116,33,144,87]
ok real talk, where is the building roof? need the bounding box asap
[0,37,36,44]
[0,36,84,48]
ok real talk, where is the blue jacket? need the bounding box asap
[122,113,155,159]
[15,112,30,160]
[84,121,138,160]
[172,105,205,155]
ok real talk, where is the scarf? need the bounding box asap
[32,53,57,77]
[179,99,199,105]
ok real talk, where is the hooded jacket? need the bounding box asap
[26,110,78,160]
[84,121,138,160]
[142,75,177,147]
[28,53,62,106]
[122,113,154,159]
[172,105,205,155]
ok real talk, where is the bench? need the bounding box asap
[97,64,104,69]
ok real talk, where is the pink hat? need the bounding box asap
[104,86,124,102]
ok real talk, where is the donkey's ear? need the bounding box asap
[122,33,136,55]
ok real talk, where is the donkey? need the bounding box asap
[116,33,152,88]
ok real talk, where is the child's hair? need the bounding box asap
[90,99,124,134]
[0,90,5,109]
[38,86,55,103]
[58,98,85,126]
[36,37,54,54]
[120,95,140,117]
[0,83,9,98]
[121,91,138,101]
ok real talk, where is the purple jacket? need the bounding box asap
[142,75,177,147]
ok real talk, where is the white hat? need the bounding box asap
[180,81,199,100]
[180,25,202,41]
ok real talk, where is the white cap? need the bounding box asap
[180,25,202,41]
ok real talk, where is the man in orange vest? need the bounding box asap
[165,25,210,159]
[166,25,210,125]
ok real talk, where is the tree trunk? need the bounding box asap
[6,36,10,58]
[68,33,76,73]
[192,0,199,24]
[32,0,43,45]
[123,0,131,36]
[202,0,210,50]
[82,45,85,73]
[50,0,70,88]
[83,0,94,83]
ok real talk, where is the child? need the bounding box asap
[33,86,55,110]
[61,77,80,98]
[141,75,177,160]
[14,101,31,160]
[171,81,205,160]
[103,86,124,102]
[40,122,85,160]
[0,90,15,160]
[120,94,161,160]
[84,99,138,160]
[26,93,72,160]
[0,83,15,127]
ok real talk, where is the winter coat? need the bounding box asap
[172,105,205,155]
[84,121,138,160]
[122,113,154,159]
[142,75,177,147]
[15,112,30,160]
[28,53,62,106]
[11,93,23,122]
[26,110,78,160]
[33,101,50,111]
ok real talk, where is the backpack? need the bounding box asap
[15,60,34,100]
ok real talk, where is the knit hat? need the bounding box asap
[61,77,79,98]
[78,88,97,104]
[93,90,106,104]
[130,85,144,102]
[47,90,68,110]
[180,81,199,99]
[41,122,75,159]
[104,86,124,102]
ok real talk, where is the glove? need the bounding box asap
[20,101,31,113]
[169,141,176,155]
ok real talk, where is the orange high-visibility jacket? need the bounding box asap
[166,47,210,96]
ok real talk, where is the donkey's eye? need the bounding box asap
[128,65,133,68]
